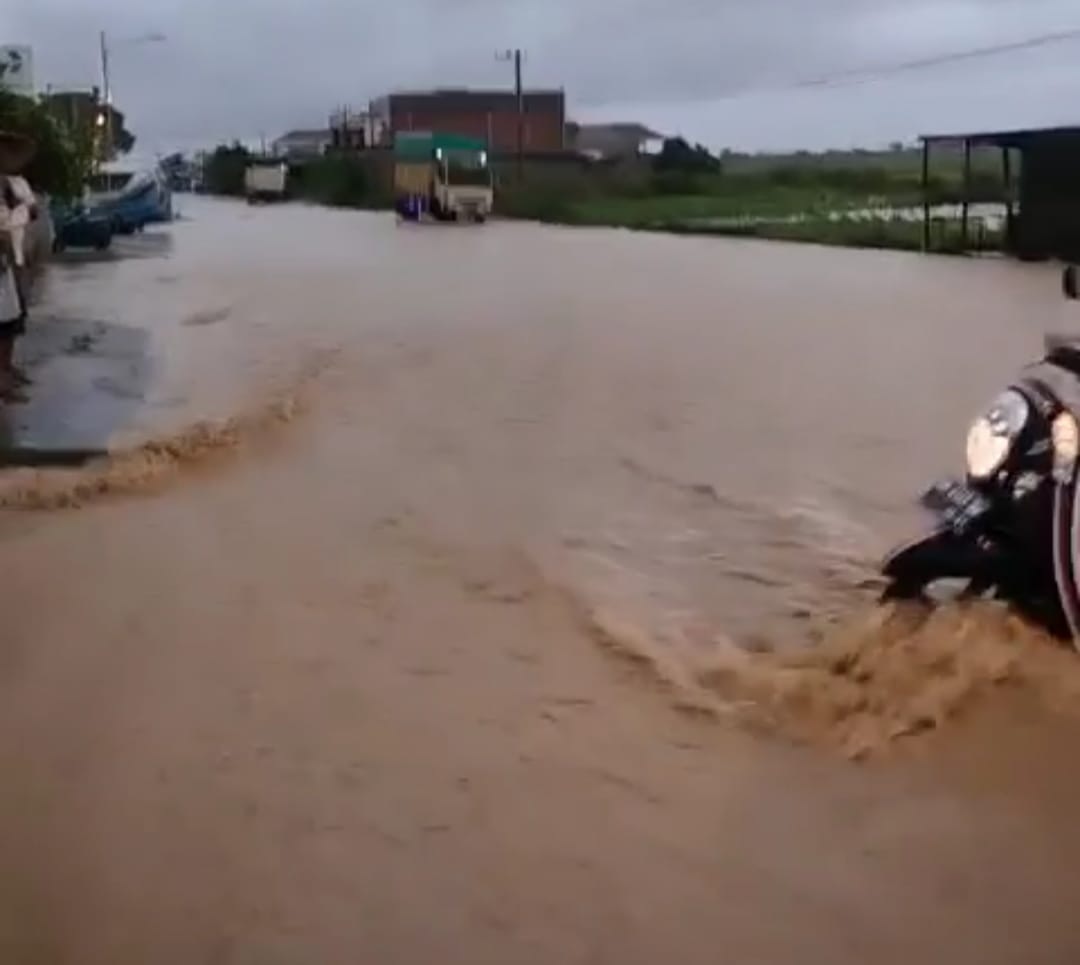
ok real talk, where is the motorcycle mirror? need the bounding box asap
[1064,265,1079,300]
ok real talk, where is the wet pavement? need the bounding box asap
[0,315,152,465]
[3,198,1080,962]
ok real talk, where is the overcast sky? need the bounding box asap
[9,0,1080,155]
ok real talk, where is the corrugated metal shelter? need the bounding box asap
[921,125,1080,259]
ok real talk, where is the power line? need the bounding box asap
[793,26,1080,91]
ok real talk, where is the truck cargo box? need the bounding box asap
[244,163,288,201]
[393,161,434,196]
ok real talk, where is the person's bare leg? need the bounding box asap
[9,267,30,385]
[12,265,26,306]
[0,334,14,398]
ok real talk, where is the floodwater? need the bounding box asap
[3,197,1080,962]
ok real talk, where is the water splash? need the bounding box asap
[0,392,300,511]
[585,600,1080,758]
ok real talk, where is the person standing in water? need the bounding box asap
[0,132,37,402]
[0,208,26,401]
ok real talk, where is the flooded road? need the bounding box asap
[3,197,1080,962]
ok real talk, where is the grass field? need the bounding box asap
[496,156,1008,255]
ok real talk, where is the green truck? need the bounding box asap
[393,132,493,223]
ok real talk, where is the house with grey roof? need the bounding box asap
[568,123,664,160]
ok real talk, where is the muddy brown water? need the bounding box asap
[3,197,1080,962]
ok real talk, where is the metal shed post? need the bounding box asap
[921,138,931,252]
[1001,146,1014,249]
[961,137,972,250]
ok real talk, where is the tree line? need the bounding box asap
[0,87,136,199]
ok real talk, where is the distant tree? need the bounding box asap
[41,90,136,161]
[202,143,251,196]
[160,152,185,173]
[652,137,721,175]
[109,107,136,155]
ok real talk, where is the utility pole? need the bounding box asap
[96,30,165,166]
[99,30,112,165]
[497,48,525,181]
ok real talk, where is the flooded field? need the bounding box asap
[3,197,1080,962]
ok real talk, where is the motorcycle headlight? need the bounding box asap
[1053,410,1079,481]
[966,389,1029,480]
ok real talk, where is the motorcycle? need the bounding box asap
[882,266,1080,644]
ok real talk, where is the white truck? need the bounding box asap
[393,133,493,223]
[244,161,288,203]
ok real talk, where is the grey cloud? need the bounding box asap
[10,0,1080,153]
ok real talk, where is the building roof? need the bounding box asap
[571,122,662,140]
[921,124,1080,148]
[386,88,564,113]
[569,122,664,156]
[275,129,331,142]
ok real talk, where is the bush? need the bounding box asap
[202,143,250,196]
[295,156,375,208]
[495,183,577,222]
[649,171,702,195]
[653,137,721,175]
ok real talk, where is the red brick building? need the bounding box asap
[371,89,567,153]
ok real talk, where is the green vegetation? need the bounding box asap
[0,89,87,198]
[290,155,389,208]
[39,92,136,162]
[497,138,1009,255]
[201,143,251,196]
[660,216,1002,255]
[202,146,390,208]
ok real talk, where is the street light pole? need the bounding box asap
[98,30,166,163]
[100,31,112,163]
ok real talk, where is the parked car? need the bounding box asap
[50,201,113,252]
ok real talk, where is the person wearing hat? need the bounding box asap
[0,130,37,401]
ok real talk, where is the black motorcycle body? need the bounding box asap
[882,339,1080,643]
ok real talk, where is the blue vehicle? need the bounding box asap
[50,201,114,252]
[85,160,172,235]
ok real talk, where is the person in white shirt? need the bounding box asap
[0,132,37,401]
[0,208,25,400]
[3,173,35,272]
